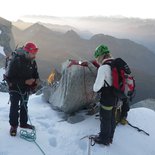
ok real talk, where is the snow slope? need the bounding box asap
[0,92,155,155]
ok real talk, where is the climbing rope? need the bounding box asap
[20,129,36,142]
[127,121,150,136]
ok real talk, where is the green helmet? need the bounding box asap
[94,44,110,58]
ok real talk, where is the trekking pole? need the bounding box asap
[127,121,150,136]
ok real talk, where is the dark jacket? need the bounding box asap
[7,55,39,92]
[99,87,116,106]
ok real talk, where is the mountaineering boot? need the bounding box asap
[20,124,35,129]
[120,117,128,125]
[93,136,110,146]
[10,126,17,136]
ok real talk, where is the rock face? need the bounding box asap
[0,17,15,55]
[43,60,98,114]
[0,17,15,68]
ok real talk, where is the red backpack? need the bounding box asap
[124,74,136,101]
[104,58,136,100]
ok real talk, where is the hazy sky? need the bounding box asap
[1,0,155,21]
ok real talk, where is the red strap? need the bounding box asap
[67,60,88,68]
[91,60,100,68]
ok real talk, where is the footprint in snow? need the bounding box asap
[48,137,57,147]
[78,139,88,151]
[0,151,9,155]
[37,120,51,128]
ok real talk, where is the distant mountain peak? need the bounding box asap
[64,30,80,39]
[27,22,47,29]
[24,22,52,32]
[16,19,24,23]
[90,33,115,42]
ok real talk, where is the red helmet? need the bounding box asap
[23,42,38,53]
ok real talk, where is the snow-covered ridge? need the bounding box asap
[0,67,5,81]
[0,93,155,155]
[0,45,5,56]
[131,98,155,111]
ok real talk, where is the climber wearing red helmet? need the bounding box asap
[7,42,40,136]
[23,42,38,53]
[23,42,39,60]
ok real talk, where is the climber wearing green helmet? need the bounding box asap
[93,44,117,146]
[94,44,110,58]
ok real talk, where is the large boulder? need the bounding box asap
[43,60,98,113]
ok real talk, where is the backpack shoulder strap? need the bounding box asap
[103,59,113,65]
[102,59,114,87]
[104,80,110,87]
[114,58,131,74]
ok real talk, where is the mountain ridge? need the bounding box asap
[19,15,155,52]
[11,19,155,102]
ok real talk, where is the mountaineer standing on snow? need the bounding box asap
[93,44,117,146]
[7,42,39,136]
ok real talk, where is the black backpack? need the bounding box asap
[104,58,136,100]
[3,46,26,84]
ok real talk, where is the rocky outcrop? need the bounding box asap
[43,60,98,114]
[0,17,15,57]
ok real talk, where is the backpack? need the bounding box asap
[104,58,136,100]
[3,46,26,83]
[125,74,136,101]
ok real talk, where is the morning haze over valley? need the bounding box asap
[0,15,155,103]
